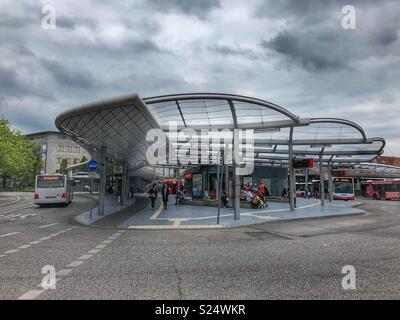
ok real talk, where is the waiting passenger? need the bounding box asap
[246,190,254,204]
[221,192,229,208]
[148,184,158,209]
[175,190,184,205]
[161,182,169,210]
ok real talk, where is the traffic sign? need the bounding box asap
[87,159,98,172]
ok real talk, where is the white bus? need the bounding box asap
[34,174,73,206]
[333,177,355,201]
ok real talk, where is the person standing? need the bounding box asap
[161,182,169,210]
[148,184,158,209]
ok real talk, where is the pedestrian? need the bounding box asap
[148,184,158,209]
[161,182,169,210]
[281,187,287,198]
[221,192,229,208]
[175,189,184,204]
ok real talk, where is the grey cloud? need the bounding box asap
[260,31,347,71]
[210,44,258,60]
[40,58,96,89]
[370,28,399,47]
[146,0,220,19]
[56,15,98,30]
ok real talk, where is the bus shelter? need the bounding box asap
[55,93,385,220]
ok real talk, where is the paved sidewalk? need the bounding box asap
[118,196,365,229]
[74,194,136,226]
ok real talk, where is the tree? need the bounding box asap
[80,155,88,163]
[59,158,69,175]
[0,117,41,189]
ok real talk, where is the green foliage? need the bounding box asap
[0,117,41,188]
[59,158,69,175]
[80,155,88,163]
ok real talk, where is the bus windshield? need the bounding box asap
[334,182,353,194]
[37,176,65,188]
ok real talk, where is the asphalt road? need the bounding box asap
[0,192,399,299]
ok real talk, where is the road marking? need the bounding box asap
[3,227,75,255]
[39,223,59,229]
[78,254,92,260]
[17,231,124,300]
[150,202,164,220]
[108,236,117,240]
[102,240,112,244]
[88,249,101,254]
[0,232,20,238]
[48,233,59,237]
[17,290,44,300]
[67,260,84,268]
[0,205,33,215]
[128,224,223,229]
[171,218,188,227]
[18,245,31,249]
[0,196,21,207]
[56,269,73,276]
[4,249,19,254]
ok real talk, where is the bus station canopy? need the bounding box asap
[55,93,386,178]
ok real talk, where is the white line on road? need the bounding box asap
[67,260,84,268]
[0,232,20,238]
[4,249,19,254]
[87,249,101,254]
[18,245,32,249]
[0,205,34,215]
[56,269,73,276]
[0,196,21,207]
[17,290,44,300]
[78,254,92,260]
[17,230,126,299]
[38,223,59,229]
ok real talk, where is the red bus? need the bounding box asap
[362,180,400,200]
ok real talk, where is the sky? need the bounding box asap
[0,0,399,155]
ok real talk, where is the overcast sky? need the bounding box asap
[0,0,399,155]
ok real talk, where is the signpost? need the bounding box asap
[87,160,98,216]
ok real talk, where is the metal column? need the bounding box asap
[305,169,309,198]
[121,162,127,205]
[319,151,325,206]
[233,131,240,220]
[328,162,333,202]
[225,164,229,196]
[98,146,107,216]
[288,127,295,211]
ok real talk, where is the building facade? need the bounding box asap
[26,131,91,174]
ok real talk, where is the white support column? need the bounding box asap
[233,130,240,220]
[98,146,107,216]
[225,164,229,195]
[288,127,295,211]
[305,169,309,197]
[319,151,325,206]
[121,162,127,205]
[328,162,333,202]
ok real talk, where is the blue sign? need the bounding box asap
[87,160,98,172]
